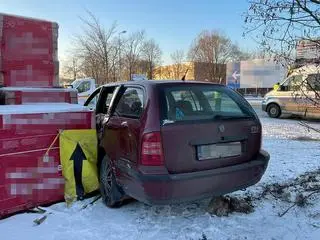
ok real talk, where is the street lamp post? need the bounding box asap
[118,30,127,81]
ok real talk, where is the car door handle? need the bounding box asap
[120,121,129,128]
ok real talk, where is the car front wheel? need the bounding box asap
[100,155,124,208]
[267,103,281,118]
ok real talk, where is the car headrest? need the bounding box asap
[175,100,193,113]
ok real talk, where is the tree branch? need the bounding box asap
[295,0,320,25]
[279,189,320,217]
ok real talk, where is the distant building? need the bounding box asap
[154,62,226,84]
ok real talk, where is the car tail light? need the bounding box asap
[141,132,164,166]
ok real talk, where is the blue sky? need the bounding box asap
[0,0,255,64]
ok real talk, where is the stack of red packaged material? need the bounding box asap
[0,87,78,105]
[0,105,95,218]
[0,13,59,87]
[0,13,78,105]
[0,13,95,218]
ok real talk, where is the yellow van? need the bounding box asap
[262,65,320,118]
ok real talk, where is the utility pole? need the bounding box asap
[118,30,127,81]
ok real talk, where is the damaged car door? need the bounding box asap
[101,86,145,182]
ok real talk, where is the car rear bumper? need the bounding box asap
[120,150,270,204]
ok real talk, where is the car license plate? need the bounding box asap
[197,142,242,160]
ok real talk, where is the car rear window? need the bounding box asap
[160,84,255,123]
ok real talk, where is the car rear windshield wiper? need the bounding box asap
[212,114,252,120]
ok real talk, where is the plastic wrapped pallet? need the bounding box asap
[0,13,59,87]
[0,104,95,218]
[0,87,78,105]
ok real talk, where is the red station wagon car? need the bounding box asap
[84,80,270,207]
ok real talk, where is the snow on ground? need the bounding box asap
[1,105,320,240]
[261,117,320,141]
[245,97,263,107]
[261,138,320,184]
[260,116,320,185]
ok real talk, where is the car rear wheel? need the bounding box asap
[100,155,124,208]
[267,103,281,118]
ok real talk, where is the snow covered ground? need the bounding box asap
[1,105,320,240]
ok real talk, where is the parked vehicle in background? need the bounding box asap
[66,78,98,105]
[85,80,270,207]
[262,64,320,118]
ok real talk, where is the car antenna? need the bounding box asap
[181,69,189,81]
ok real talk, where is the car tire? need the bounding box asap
[267,103,281,118]
[99,155,124,208]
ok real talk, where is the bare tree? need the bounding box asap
[244,0,320,64]
[74,11,118,85]
[171,50,185,79]
[82,54,103,81]
[66,11,162,84]
[159,66,174,79]
[141,39,162,79]
[244,0,320,109]
[62,57,84,80]
[188,30,241,82]
[136,59,149,75]
[123,31,145,80]
[248,49,268,59]
[189,31,241,64]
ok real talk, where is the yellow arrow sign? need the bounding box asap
[59,129,99,204]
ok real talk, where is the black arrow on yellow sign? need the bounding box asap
[70,143,87,200]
